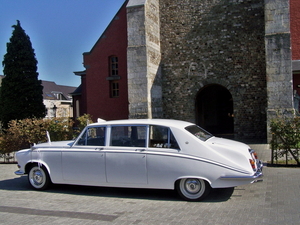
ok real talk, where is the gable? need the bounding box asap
[84,0,129,55]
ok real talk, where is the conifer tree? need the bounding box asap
[0,20,45,127]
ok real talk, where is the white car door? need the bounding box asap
[62,127,106,186]
[105,125,147,185]
[146,125,182,188]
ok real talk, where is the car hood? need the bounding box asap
[33,140,74,148]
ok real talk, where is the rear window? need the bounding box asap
[185,125,213,141]
[149,125,180,150]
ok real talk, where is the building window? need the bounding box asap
[110,81,119,98]
[108,56,120,98]
[110,56,118,76]
[51,91,66,100]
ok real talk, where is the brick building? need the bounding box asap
[73,0,298,142]
[72,1,129,121]
[291,0,300,112]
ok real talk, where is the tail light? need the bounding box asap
[249,159,256,170]
[252,151,258,159]
[249,149,258,160]
[248,149,258,171]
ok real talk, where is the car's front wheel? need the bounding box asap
[28,165,51,190]
[176,178,211,201]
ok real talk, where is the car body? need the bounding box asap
[15,119,263,201]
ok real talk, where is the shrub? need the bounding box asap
[0,118,46,154]
[270,116,300,166]
[45,117,74,141]
[0,115,93,154]
[76,114,93,131]
[0,117,73,154]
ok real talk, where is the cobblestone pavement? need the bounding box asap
[0,144,299,225]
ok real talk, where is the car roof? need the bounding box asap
[88,119,194,129]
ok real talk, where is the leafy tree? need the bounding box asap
[0,20,45,127]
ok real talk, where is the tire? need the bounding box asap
[28,165,51,190]
[176,178,211,201]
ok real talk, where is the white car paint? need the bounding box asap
[15,119,263,201]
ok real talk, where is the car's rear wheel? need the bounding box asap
[28,165,51,190]
[176,178,211,201]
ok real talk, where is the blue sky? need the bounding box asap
[0,0,126,87]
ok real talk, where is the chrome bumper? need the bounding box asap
[252,160,264,182]
[15,170,25,176]
[220,172,263,181]
[221,160,263,182]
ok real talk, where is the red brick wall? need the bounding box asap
[291,0,300,60]
[82,2,128,121]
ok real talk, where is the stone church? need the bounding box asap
[74,0,296,142]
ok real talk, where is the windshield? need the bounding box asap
[185,125,213,141]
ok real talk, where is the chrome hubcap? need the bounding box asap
[32,169,44,185]
[185,179,201,194]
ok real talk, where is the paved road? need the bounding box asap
[0,145,299,225]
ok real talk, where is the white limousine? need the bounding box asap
[15,119,263,201]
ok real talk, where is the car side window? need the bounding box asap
[110,126,146,147]
[75,127,106,146]
[149,125,180,150]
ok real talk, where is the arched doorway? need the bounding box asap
[196,84,234,138]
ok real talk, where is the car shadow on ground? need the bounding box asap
[0,176,234,202]
[0,176,30,191]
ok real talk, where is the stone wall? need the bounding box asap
[126,0,294,141]
[264,0,294,141]
[159,0,268,140]
[127,1,148,118]
[145,0,163,118]
[127,0,162,119]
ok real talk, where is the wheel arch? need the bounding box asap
[174,175,212,189]
[25,161,51,177]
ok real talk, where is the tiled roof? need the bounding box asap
[70,84,82,96]
[41,80,76,100]
[0,76,76,100]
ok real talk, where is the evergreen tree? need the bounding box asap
[0,20,45,127]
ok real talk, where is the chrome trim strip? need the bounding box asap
[31,147,251,175]
[28,147,258,176]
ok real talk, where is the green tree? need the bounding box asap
[0,20,45,127]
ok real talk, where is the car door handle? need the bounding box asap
[95,148,104,151]
[135,149,146,152]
